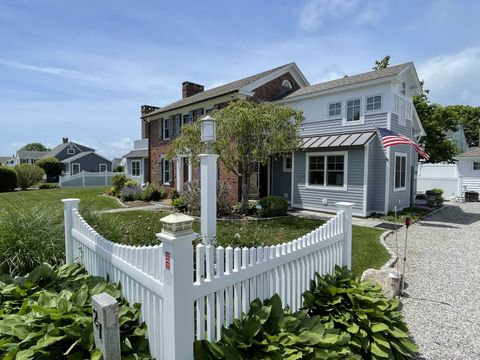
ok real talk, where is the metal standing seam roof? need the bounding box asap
[284,63,412,100]
[300,131,376,149]
[144,63,296,117]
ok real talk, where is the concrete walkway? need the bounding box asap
[100,202,171,214]
[384,202,480,359]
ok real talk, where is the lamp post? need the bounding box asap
[199,115,218,245]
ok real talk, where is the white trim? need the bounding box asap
[393,152,408,192]
[327,100,342,118]
[363,143,369,217]
[472,161,480,171]
[267,156,271,196]
[283,154,292,172]
[291,152,295,204]
[291,203,364,217]
[71,163,80,175]
[384,145,390,213]
[67,148,76,155]
[365,93,383,113]
[343,97,364,126]
[99,163,108,172]
[305,151,348,191]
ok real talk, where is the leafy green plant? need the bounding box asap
[140,184,165,201]
[0,166,17,192]
[302,267,417,359]
[426,188,444,207]
[258,195,289,217]
[14,163,45,190]
[0,263,152,359]
[0,203,64,276]
[172,196,187,212]
[195,294,352,360]
[39,183,60,189]
[112,173,129,193]
[36,157,63,181]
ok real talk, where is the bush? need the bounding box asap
[39,183,60,189]
[114,165,125,172]
[140,184,165,201]
[180,181,232,216]
[112,173,129,193]
[0,263,152,359]
[13,163,45,190]
[0,203,64,276]
[172,196,187,212]
[425,188,444,207]
[258,195,289,217]
[35,156,63,181]
[302,266,417,359]
[194,294,352,360]
[0,166,17,192]
[121,185,142,201]
[232,201,257,215]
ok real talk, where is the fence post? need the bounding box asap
[336,202,354,270]
[62,198,81,263]
[157,213,197,360]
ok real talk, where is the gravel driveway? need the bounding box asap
[384,202,480,360]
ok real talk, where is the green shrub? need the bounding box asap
[39,183,60,189]
[172,196,187,212]
[35,156,63,181]
[258,195,289,217]
[13,163,45,190]
[194,294,352,360]
[232,201,257,215]
[302,267,417,359]
[426,188,444,207]
[0,203,64,276]
[114,165,125,172]
[140,184,165,201]
[0,166,17,192]
[121,185,142,201]
[112,173,129,192]
[0,263,152,359]
[180,181,232,216]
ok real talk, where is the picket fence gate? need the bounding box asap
[62,199,353,360]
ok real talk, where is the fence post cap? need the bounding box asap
[335,202,354,208]
[158,213,195,238]
[61,198,81,204]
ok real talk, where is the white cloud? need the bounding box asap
[299,0,358,31]
[418,47,480,106]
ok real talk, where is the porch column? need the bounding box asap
[187,157,193,182]
[176,156,184,192]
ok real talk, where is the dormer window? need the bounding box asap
[282,79,293,90]
[67,148,75,155]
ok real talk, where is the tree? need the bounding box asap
[36,157,63,182]
[372,55,391,70]
[20,143,50,152]
[14,164,45,190]
[442,105,480,148]
[169,100,304,213]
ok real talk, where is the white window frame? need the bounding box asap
[71,163,80,175]
[163,159,171,185]
[344,97,363,125]
[305,151,348,191]
[283,154,292,172]
[473,161,480,171]
[67,148,75,155]
[99,164,107,172]
[163,118,170,140]
[365,94,383,113]
[394,152,408,192]
[327,100,342,118]
[131,160,141,176]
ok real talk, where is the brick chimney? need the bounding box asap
[62,137,69,144]
[182,81,204,98]
[140,105,160,138]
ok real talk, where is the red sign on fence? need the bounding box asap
[165,252,171,270]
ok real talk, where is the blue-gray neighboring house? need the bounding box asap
[269,63,426,217]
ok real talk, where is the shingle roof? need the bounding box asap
[0,156,12,163]
[456,148,480,158]
[123,150,148,158]
[145,63,295,117]
[45,142,95,158]
[16,150,48,159]
[284,63,412,100]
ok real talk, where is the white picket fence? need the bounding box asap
[60,171,116,187]
[62,199,353,360]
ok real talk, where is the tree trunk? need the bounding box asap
[241,174,251,214]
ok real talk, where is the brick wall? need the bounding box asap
[251,73,300,102]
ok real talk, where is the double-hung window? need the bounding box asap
[163,159,171,184]
[394,153,407,190]
[283,154,292,172]
[307,152,346,189]
[473,161,480,170]
[366,95,382,112]
[131,160,140,176]
[328,101,342,117]
[346,98,361,122]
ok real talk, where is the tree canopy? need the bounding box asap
[372,55,391,70]
[169,99,304,212]
[20,143,50,152]
[35,157,63,179]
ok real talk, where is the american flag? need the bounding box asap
[377,127,430,160]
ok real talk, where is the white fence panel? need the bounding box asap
[60,171,116,187]
[417,163,460,196]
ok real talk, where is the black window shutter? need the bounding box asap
[175,115,181,136]
[158,159,163,183]
[158,118,163,140]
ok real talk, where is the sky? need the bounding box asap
[1,0,479,159]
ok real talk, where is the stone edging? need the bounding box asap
[101,194,128,208]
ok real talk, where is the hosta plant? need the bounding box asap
[194,294,354,360]
[302,266,417,359]
[0,263,152,359]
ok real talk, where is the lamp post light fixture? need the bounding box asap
[199,115,219,245]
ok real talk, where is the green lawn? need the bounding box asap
[89,210,388,276]
[0,187,120,211]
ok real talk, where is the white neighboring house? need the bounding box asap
[455,148,480,195]
[123,139,149,185]
[0,156,15,166]
[14,150,48,165]
[445,124,468,153]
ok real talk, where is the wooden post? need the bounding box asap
[157,213,197,360]
[61,198,80,263]
[336,202,354,270]
[92,292,121,360]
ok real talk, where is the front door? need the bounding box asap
[71,163,80,175]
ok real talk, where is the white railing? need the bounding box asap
[63,199,353,360]
[60,171,116,187]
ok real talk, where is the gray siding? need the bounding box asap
[271,156,292,201]
[367,136,386,213]
[70,153,112,173]
[299,113,388,136]
[292,147,365,215]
